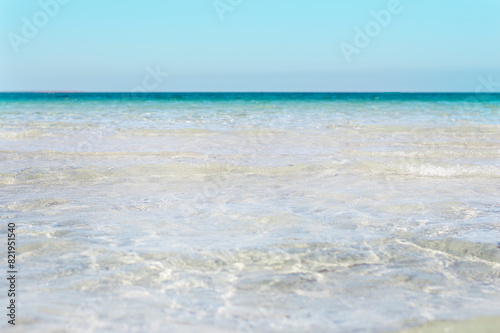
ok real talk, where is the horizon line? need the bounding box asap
[1,91,499,94]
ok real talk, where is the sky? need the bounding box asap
[0,0,499,92]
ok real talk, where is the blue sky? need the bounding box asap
[0,0,499,92]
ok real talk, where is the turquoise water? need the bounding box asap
[1,93,500,332]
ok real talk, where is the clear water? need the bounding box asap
[1,93,500,332]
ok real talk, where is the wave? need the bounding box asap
[348,149,500,158]
[0,129,46,139]
[1,159,499,187]
[398,316,500,333]
[354,161,500,178]
[114,128,217,137]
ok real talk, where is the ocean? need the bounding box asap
[1,93,499,332]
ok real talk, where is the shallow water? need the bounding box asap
[1,93,500,332]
